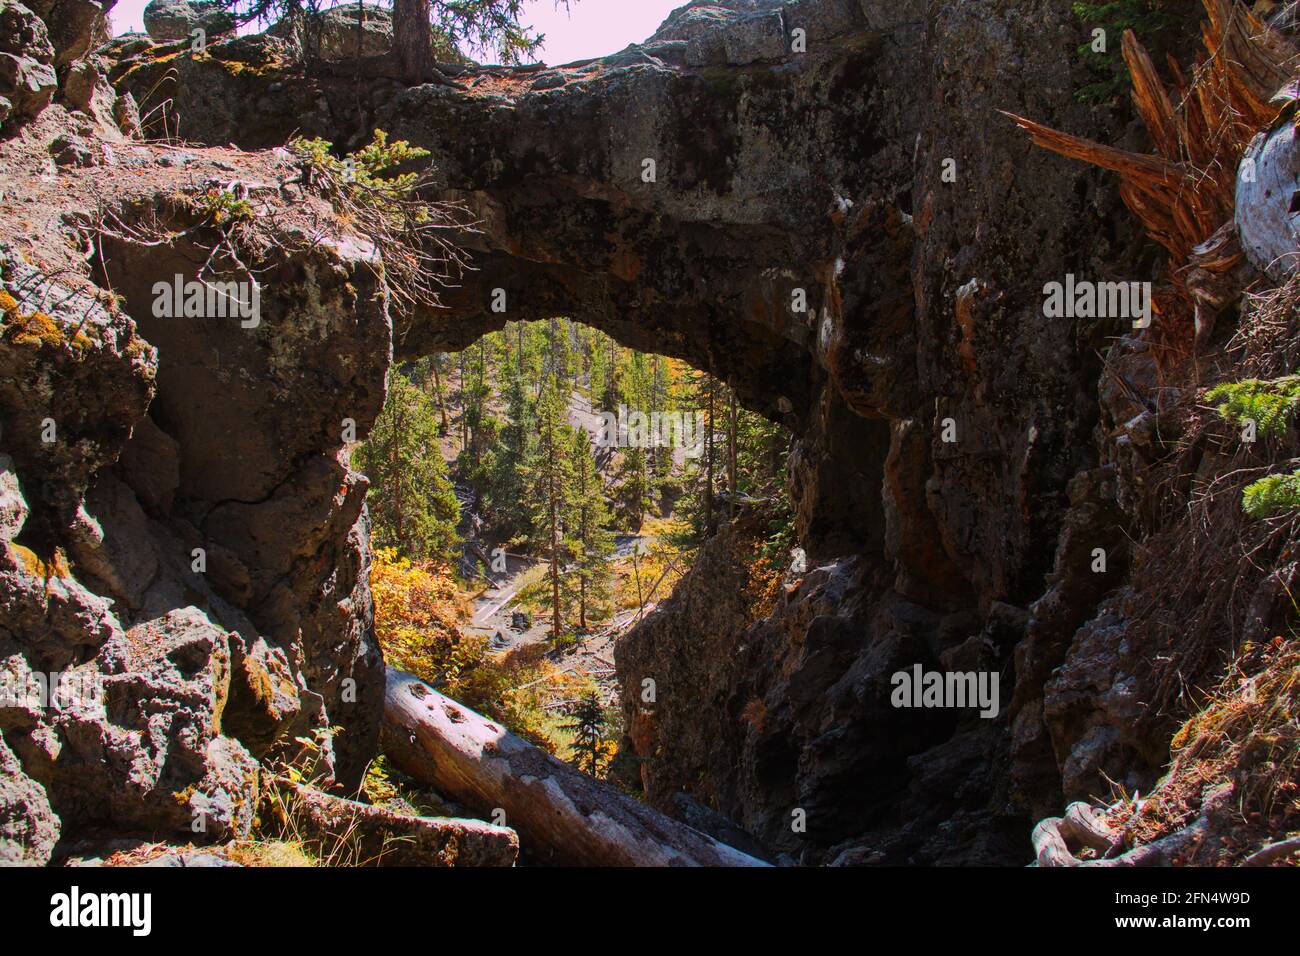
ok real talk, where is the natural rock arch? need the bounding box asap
[117,2,917,432]
[0,0,1164,865]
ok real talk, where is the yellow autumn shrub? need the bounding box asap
[369,547,479,689]
[369,547,572,752]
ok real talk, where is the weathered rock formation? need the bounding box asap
[142,0,234,44]
[264,3,468,65]
[0,0,60,125]
[2,0,1287,866]
[0,0,397,862]
[0,128,392,861]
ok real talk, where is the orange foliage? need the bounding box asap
[369,548,479,689]
[369,548,579,753]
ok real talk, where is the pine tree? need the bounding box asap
[1072,0,1183,104]
[484,359,538,539]
[425,353,452,435]
[614,445,653,532]
[524,374,576,643]
[600,338,622,417]
[1206,374,1300,440]
[674,367,721,540]
[462,335,494,470]
[563,690,608,777]
[1243,470,1300,519]
[355,368,461,562]
[569,427,615,630]
[1206,374,1300,520]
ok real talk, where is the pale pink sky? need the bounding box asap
[110,0,685,65]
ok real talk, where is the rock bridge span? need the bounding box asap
[118,1,920,436]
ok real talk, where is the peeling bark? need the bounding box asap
[382,668,771,867]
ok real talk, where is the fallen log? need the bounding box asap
[278,780,518,867]
[382,667,771,867]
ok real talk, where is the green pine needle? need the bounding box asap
[1206,375,1300,440]
[1243,470,1300,519]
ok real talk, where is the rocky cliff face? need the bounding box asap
[0,0,394,862]
[1,0,1254,865]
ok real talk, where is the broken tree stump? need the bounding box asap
[382,667,771,867]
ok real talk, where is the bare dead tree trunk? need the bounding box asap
[727,388,737,518]
[704,376,714,535]
[430,355,450,433]
[383,669,771,866]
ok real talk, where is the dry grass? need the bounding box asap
[1109,276,1300,722]
[257,781,366,867]
[1106,634,1300,863]
[223,839,316,867]
[1225,269,1300,377]
[1171,635,1300,826]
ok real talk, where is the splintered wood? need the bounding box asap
[1003,0,1299,293]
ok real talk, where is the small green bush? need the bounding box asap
[191,185,254,224]
[1206,375,1300,440]
[290,129,430,210]
[1242,470,1300,519]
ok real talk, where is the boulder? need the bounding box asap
[223,634,303,758]
[0,1,56,123]
[26,0,112,68]
[49,131,96,166]
[0,454,25,542]
[0,243,156,513]
[0,730,59,865]
[66,475,159,611]
[61,59,119,130]
[314,3,392,61]
[59,606,260,840]
[142,0,234,43]
[118,416,180,516]
[267,4,467,64]
[111,88,140,136]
